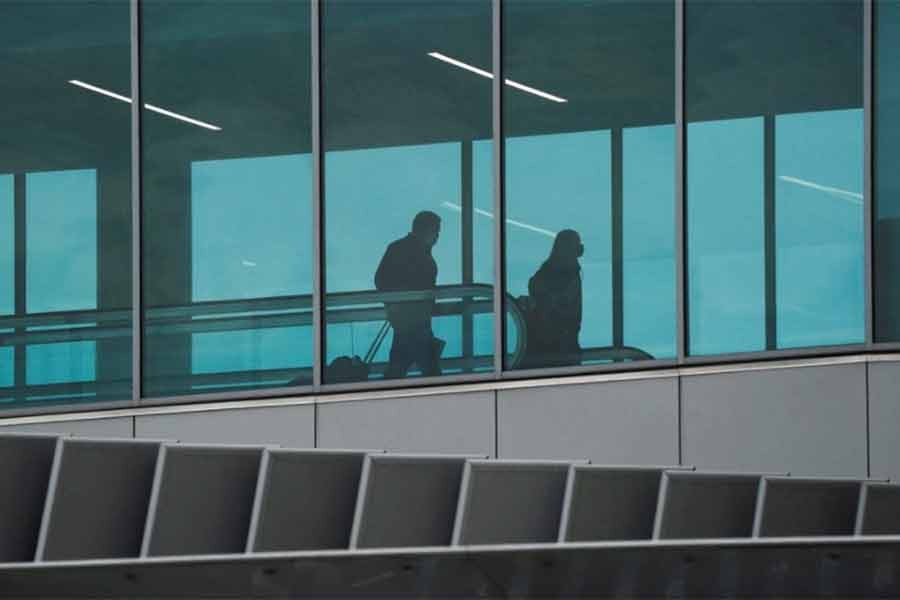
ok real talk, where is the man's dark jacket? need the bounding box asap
[374,234,437,328]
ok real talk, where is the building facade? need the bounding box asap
[0,0,898,482]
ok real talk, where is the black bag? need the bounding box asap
[325,321,392,383]
[327,355,371,383]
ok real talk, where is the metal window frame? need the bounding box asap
[130,0,142,406]
[0,0,883,419]
[675,0,686,361]
[865,0,875,349]
[492,0,505,377]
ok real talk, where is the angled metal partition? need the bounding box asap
[141,444,265,557]
[36,438,163,561]
[753,477,864,537]
[247,449,371,552]
[654,471,771,539]
[559,465,691,542]
[349,454,476,549]
[0,434,58,562]
[856,482,900,535]
[452,460,573,546]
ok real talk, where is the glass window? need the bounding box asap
[776,110,864,348]
[0,1,131,407]
[875,0,900,341]
[686,0,864,355]
[504,0,675,370]
[141,0,312,397]
[0,176,12,317]
[27,170,98,314]
[623,124,676,359]
[688,117,765,355]
[323,0,493,383]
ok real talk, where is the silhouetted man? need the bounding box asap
[375,211,443,378]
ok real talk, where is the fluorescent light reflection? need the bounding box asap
[778,175,862,206]
[442,201,556,238]
[68,80,222,131]
[427,52,567,104]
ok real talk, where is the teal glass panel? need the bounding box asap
[0,180,11,393]
[0,1,131,407]
[141,0,312,396]
[686,0,863,355]
[26,170,97,314]
[0,346,11,389]
[623,124,676,359]
[875,0,900,341]
[505,131,613,365]
[0,176,11,317]
[323,0,493,382]
[27,342,95,386]
[687,117,765,355]
[776,109,864,348]
[504,0,675,369]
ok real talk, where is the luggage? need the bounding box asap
[325,321,391,383]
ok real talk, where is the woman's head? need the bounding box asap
[549,229,583,263]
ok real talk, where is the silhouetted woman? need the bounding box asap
[523,229,583,368]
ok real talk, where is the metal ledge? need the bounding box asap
[2,536,900,598]
[1,351,899,426]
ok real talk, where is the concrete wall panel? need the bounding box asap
[136,405,314,447]
[682,363,867,477]
[497,378,679,465]
[868,361,900,481]
[317,392,495,455]
[0,417,132,438]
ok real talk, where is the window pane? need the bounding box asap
[0,1,131,407]
[687,117,765,355]
[776,110,864,347]
[875,0,900,341]
[504,0,675,370]
[0,176,11,317]
[141,0,312,397]
[686,0,863,355]
[27,170,97,314]
[624,124,676,359]
[323,1,493,383]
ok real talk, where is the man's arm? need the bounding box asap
[374,243,395,291]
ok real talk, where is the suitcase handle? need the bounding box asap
[363,321,391,364]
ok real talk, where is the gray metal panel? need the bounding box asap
[867,362,900,481]
[682,364,867,476]
[856,482,900,535]
[142,445,263,557]
[135,405,314,447]
[0,434,58,562]
[350,454,472,549]
[249,449,367,552]
[317,392,495,455]
[560,465,686,542]
[453,460,571,546]
[654,471,764,539]
[754,477,862,538]
[7,538,900,598]
[0,418,133,438]
[36,439,162,561]
[497,379,678,464]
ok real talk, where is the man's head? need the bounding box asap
[412,210,441,248]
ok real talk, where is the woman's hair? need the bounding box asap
[547,229,582,265]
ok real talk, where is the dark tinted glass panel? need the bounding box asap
[142,1,312,396]
[504,0,675,370]
[323,1,493,383]
[0,2,132,408]
[686,0,863,356]
[875,0,900,341]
